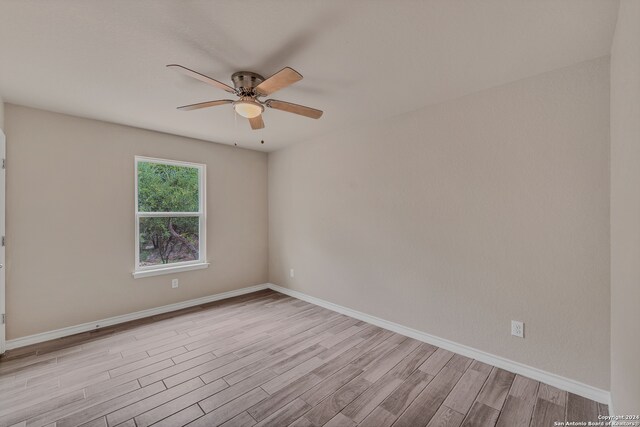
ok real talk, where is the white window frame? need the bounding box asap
[133,156,208,279]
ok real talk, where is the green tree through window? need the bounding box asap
[137,163,199,212]
[136,159,205,268]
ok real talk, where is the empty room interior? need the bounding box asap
[0,1,638,426]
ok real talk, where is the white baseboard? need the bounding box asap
[266,283,611,405]
[4,281,610,406]
[608,398,615,418]
[5,283,268,351]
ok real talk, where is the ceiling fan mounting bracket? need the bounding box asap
[231,71,265,95]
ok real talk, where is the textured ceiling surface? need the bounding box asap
[0,0,619,151]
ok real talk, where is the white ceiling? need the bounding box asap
[0,0,619,152]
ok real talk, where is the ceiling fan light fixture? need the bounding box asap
[233,99,264,119]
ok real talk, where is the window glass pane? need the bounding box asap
[137,162,199,212]
[139,216,199,266]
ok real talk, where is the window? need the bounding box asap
[133,156,207,278]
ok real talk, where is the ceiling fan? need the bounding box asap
[167,64,323,130]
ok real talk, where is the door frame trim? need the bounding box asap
[0,129,6,355]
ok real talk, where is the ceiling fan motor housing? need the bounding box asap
[231,71,265,95]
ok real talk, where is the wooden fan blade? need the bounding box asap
[177,100,233,111]
[249,114,265,130]
[266,99,323,119]
[167,64,236,94]
[255,67,302,96]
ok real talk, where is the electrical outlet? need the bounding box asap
[290,269,295,278]
[172,279,179,289]
[511,320,524,338]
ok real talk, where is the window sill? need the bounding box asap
[132,262,210,279]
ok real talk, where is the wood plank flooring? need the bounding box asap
[0,289,607,427]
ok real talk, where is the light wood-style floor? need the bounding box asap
[0,289,607,427]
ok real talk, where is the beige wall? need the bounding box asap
[269,57,611,389]
[5,104,268,339]
[610,0,640,414]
